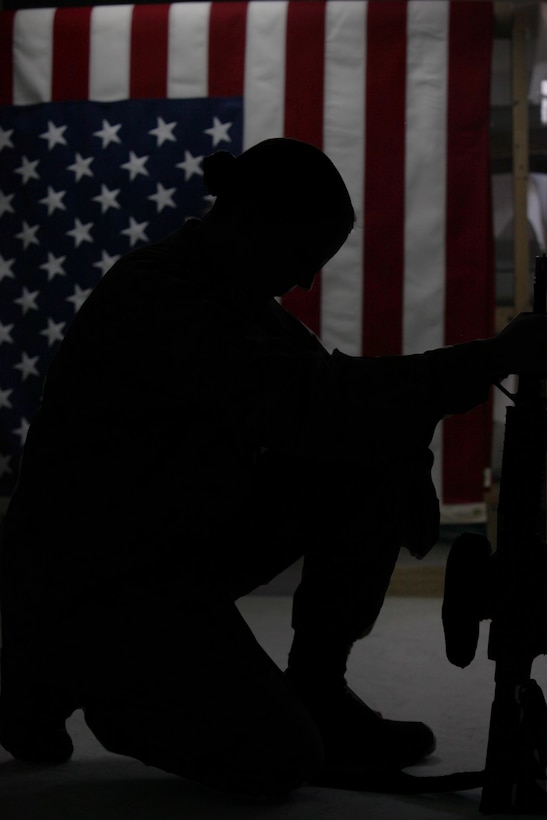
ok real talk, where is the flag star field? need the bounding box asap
[0,97,243,492]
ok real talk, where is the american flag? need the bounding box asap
[0,1,494,520]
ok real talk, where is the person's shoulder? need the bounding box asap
[98,220,199,289]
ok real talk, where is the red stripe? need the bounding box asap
[0,11,15,104]
[283,0,325,146]
[130,4,170,98]
[361,1,407,356]
[208,1,247,97]
[281,0,326,336]
[443,0,494,505]
[51,7,92,102]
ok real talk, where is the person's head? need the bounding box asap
[199,138,355,298]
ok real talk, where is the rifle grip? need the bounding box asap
[442,532,491,668]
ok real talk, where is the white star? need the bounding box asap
[92,184,120,214]
[14,287,40,314]
[15,221,40,249]
[121,217,149,246]
[149,117,177,146]
[0,126,14,151]
[148,182,176,213]
[14,156,40,184]
[39,186,66,215]
[39,120,68,150]
[0,387,13,410]
[93,250,120,277]
[66,284,92,313]
[93,120,122,148]
[121,151,149,181]
[204,117,233,147]
[0,190,15,217]
[0,321,14,345]
[0,255,15,282]
[66,218,93,247]
[14,352,40,381]
[176,150,203,181]
[13,417,30,446]
[67,153,94,181]
[40,252,66,281]
[40,317,66,347]
[0,453,12,479]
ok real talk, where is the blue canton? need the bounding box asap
[0,96,244,496]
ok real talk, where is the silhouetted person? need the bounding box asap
[1,138,545,801]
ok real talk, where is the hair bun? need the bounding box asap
[202,150,237,196]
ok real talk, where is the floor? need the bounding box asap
[1,542,546,819]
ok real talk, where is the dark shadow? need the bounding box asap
[0,755,516,820]
[0,762,319,820]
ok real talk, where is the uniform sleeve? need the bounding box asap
[283,339,498,463]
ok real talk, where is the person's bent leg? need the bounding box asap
[286,468,436,776]
[289,469,405,677]
[82,578,324,801]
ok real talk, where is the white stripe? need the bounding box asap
[243,1,288,149]
[321,0,367,355]
[168,2,210,99]
[13,9,55,104]
[403,0,449,357]
[89,5,133,101]
[403,1,450,500]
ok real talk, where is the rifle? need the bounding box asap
[442,253,547,814]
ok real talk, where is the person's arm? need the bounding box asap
[312,312,547,462]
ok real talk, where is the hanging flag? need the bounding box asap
[0,1,494,520]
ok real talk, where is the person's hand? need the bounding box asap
[487,313,547,378]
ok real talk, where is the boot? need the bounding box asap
[285,667,436,772]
